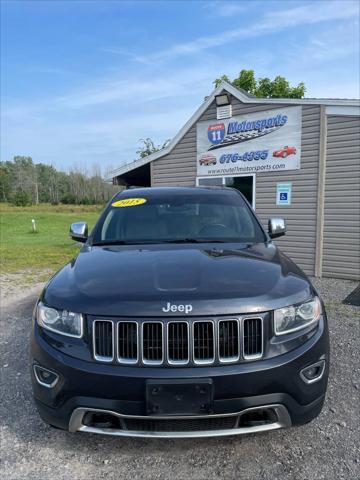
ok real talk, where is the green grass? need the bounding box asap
[0,203,103,273]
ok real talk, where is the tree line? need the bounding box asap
[213,69,306,98]
[0,156,119,206]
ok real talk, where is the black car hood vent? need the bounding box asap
[154,255,201,292]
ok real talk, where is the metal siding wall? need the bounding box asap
[323,115,360,280]
[152,98,320,275]
[150,122,197,186]
[256,106,320,276]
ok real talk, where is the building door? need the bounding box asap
[224,176,254,206]
[196,174,255,208]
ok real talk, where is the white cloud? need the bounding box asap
[296,26,359,64]
[45,62,225,109]
[280,20,359,92]
[308,80,360,99]
[55,77,191,109]
[206,1,250,17]
[136,1,359,63]
[97,46,141,61]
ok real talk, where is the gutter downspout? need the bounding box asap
[315,106,327,277]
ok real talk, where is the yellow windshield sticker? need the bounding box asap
[112,198,147,208]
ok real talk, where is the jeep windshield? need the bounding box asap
[91,190,266,245]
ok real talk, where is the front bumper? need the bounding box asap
[30,317,329,437]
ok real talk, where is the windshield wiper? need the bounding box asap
[92,239,191,246]
[92,240,130,246]
[92,240,159,246]
[162,238,229,244]
[92,238,235,246]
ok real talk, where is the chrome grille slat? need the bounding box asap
[93,320,114,362]
[142,322,163,364]
[193,321,215,364]
[243,317,263,360]
[168,322,189,364]
[218,319,240,362]
[92,316,264,365]
[117,322,138,364]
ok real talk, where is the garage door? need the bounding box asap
[323,115,360,280]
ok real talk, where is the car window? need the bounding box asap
[93,191,266,244]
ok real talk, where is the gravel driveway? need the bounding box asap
[1,278,359,480]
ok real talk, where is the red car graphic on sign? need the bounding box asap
[199,153,217,166]
[273,146,297,158]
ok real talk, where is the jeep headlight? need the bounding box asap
[36,302,83,338]
[274,297,321,335]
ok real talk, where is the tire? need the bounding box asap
[282,152,288,158]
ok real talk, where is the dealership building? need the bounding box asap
[109,81,360,280]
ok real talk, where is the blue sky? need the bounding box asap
[1,0,359,174]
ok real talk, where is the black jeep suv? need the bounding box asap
[30,187,329,438]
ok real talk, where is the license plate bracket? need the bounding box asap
[146,379,213,415]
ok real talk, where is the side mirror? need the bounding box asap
[268,218,286,239]
[70,222,88,243]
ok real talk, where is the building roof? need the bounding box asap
[108,80,360,181]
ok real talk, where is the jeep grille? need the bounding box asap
[92,317,263,366]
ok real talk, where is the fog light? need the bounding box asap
[33,364,59,388]
[300,360,325,384]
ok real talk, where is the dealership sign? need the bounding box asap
[197,106,302,176]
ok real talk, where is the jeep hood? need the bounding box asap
[42,243,314,316]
